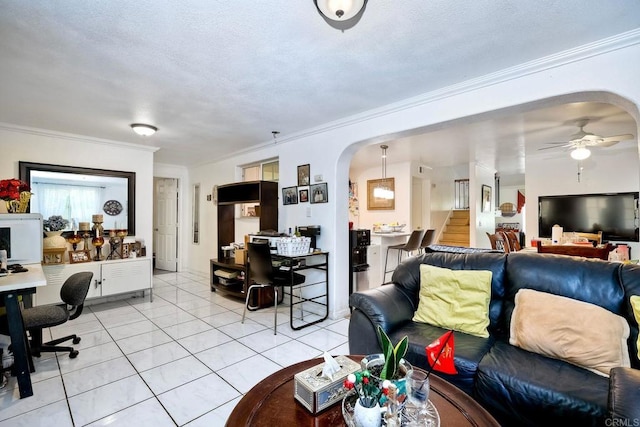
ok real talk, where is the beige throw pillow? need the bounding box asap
[412,264,492,338]
[509,289,630,376]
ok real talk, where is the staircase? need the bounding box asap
[438,210,470,247]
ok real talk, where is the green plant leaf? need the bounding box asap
[394,335,408,361]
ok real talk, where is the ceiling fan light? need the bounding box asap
[315,0,366,21]
[571,147,591,160]
[130,123,158,136]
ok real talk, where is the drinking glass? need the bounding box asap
[405,368,429,425]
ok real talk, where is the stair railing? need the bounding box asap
[454,179,469,209]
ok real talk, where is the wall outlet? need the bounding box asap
[306,207,312,217]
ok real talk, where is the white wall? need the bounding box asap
[470,163,496,248]
[350,161,413,230]
[0,125,157,251]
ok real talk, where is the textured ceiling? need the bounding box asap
[1,1,639,166]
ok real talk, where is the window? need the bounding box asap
[31,182,103,230]
[240,159,278,216]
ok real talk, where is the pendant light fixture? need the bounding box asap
[373,145,394,200]
[314,0,368,29]
[130,123,158,136]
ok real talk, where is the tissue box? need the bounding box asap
[293,355,361,414]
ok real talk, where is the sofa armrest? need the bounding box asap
[348,285,415,355]
[608,367,640,422]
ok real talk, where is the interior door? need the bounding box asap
[154,178,178,272]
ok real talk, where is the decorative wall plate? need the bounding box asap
[103,199,123,216]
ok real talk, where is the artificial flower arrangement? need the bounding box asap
[0,178,30,201]
[43,215,69,232]
[343,370,391,408]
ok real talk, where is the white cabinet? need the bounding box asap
[38,258,152,306]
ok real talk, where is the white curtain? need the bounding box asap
[32,183,103,229]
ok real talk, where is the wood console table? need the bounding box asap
[537,243,614,260]
[226,356,500,426]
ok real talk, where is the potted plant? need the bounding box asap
[378,325,408,380]
[42,215,70,250]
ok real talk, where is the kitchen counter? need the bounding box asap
[369,232,412,285]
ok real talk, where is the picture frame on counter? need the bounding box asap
[297,164,310,187]
[283,186,298,205]
[69,249,91,264]
[310,183,328,204]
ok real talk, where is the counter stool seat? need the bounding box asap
[383,229,426,282]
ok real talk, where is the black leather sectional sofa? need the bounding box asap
[348,250,640,426]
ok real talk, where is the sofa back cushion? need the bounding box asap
[393,252,507,334]
[619,264,640,368]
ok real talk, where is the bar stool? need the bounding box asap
[419,229,436,253]
[383,229,426,282]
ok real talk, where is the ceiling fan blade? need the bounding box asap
[599,134,635,147]
[537,145,566,151]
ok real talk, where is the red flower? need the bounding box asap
[0,179,30,201]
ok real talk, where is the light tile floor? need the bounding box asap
[0,270,350,426]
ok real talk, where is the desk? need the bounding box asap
[275,252,329,330]
[226,356,500,426]
[0,263,47,398]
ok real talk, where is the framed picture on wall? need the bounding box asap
[367,178,395,210]
[297,164,310,187]
[282,186,298,205]
[299,189,309,203]
[481,184,492,212]
[310,183,328,204]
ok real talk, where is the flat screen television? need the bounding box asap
[538,192,639,242]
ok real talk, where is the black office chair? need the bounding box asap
[383,229,426,283]
[242,242,305,335]
[22,271,93,359]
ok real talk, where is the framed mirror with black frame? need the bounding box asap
[19,161,136,236]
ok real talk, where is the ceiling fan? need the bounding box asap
[539,119,634,160]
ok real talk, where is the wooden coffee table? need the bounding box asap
[226,356,500,426]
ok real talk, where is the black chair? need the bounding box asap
[22,271,93,359]
[242,242,305,335]
[383,229,426,282]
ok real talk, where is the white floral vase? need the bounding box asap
[353,400,381,427]
[43,231,67,249]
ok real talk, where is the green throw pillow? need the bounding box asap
[412,264,492,338]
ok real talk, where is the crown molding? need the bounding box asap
[280,28,640,143]
[0,122,160,152]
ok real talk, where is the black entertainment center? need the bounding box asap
[538,192,639,242]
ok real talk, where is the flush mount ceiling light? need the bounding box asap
[130,123,158,136]
[314,0,368,29]
[373,144,394,200]
[570,146,591,160]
